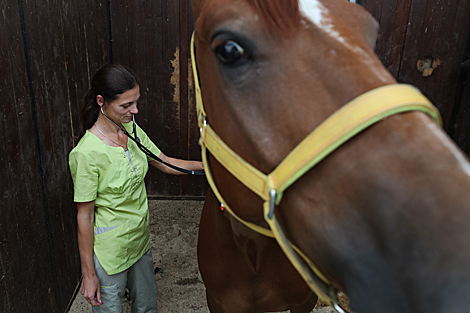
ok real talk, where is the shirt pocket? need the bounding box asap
[93,222,130,274]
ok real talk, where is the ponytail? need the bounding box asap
[78,89,100,139]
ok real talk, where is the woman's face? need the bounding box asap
[103,85,140,124]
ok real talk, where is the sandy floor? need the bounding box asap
[67,200,349,313]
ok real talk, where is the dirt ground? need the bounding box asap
[67,200,347,313]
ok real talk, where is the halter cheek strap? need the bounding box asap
[191,33,442,311]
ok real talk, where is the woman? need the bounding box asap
[69,64,203,312]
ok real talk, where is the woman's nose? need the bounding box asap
[130,105,139,114]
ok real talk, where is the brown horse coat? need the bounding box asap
[192,0,470,312]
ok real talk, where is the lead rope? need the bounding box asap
[264,190,346,312]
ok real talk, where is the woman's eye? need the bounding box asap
[215,40,245,64]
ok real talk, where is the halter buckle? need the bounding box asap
[267,189,276,220]
[334,303,346,313]
[199,115,207,137]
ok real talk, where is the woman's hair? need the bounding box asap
[79,63,139,138]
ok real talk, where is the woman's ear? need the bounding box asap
[96,95,105,107]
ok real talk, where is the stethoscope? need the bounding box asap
[100,107,205,176]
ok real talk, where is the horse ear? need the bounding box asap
[190,0,207,20]
[351,6,380,49]
[360,11,380,49]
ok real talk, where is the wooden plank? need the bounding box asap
[187,0,208,196]
[79,0,205,197]
[179,0,190,194]
[101,0,207,197]
[61,1,88,146]
[361,0,383,25]
[60,0,111,306]
[397,0,470,130]
[0,250,9,312]
[0,0,57,311]
[19,0,109,311]
[364,0,412,77]
[143,0,169,196]
[128,0,148,119]
[449,17,470,153]
[452,70,470,154]
[84,0,111,74]
[57,0,91,301]
[110,0,129,65]
[0,0,111,310]
[160,0,182,195]
[20,0,74,310]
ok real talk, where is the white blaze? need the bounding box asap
[298,0,324,26]
[297,0,390,83]
[298,0,346,44]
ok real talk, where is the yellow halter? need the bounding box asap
[191,33,442,312]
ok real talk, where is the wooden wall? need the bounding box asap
[0,1,205,312]
[0,0,469,312]
[0,0,110,312]
[361,0,470,153]
[106,0,207,199]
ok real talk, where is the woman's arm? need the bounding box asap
[77,201,102,306]
[149,152,204,175]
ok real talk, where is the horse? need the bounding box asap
[190,0,470,312]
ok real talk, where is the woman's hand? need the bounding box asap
[80,274,102,306]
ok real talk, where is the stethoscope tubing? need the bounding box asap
[100,107,205,176]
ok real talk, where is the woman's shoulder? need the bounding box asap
[69,131,103,159]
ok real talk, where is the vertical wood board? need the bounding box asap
[362,0,470,132]
[109,0,206,197]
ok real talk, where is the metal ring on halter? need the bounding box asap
[268,189,276,220]
[334,303,346,313]
[200,116,207,137]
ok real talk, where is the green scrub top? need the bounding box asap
[69,122,161,275]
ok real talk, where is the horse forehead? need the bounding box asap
[197,0,255,33]
[298,0,346,41]
[203,0,253,19]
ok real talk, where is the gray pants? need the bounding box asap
[92,249,158,313]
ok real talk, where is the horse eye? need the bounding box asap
[215,40,245,64]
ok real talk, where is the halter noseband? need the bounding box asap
[191,33,442,312]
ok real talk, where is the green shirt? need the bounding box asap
[69,122,161,275]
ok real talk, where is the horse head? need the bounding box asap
[191,1,470,312]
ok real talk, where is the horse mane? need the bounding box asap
[245,0,301,35]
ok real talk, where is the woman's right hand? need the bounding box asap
[80,274,102,306]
